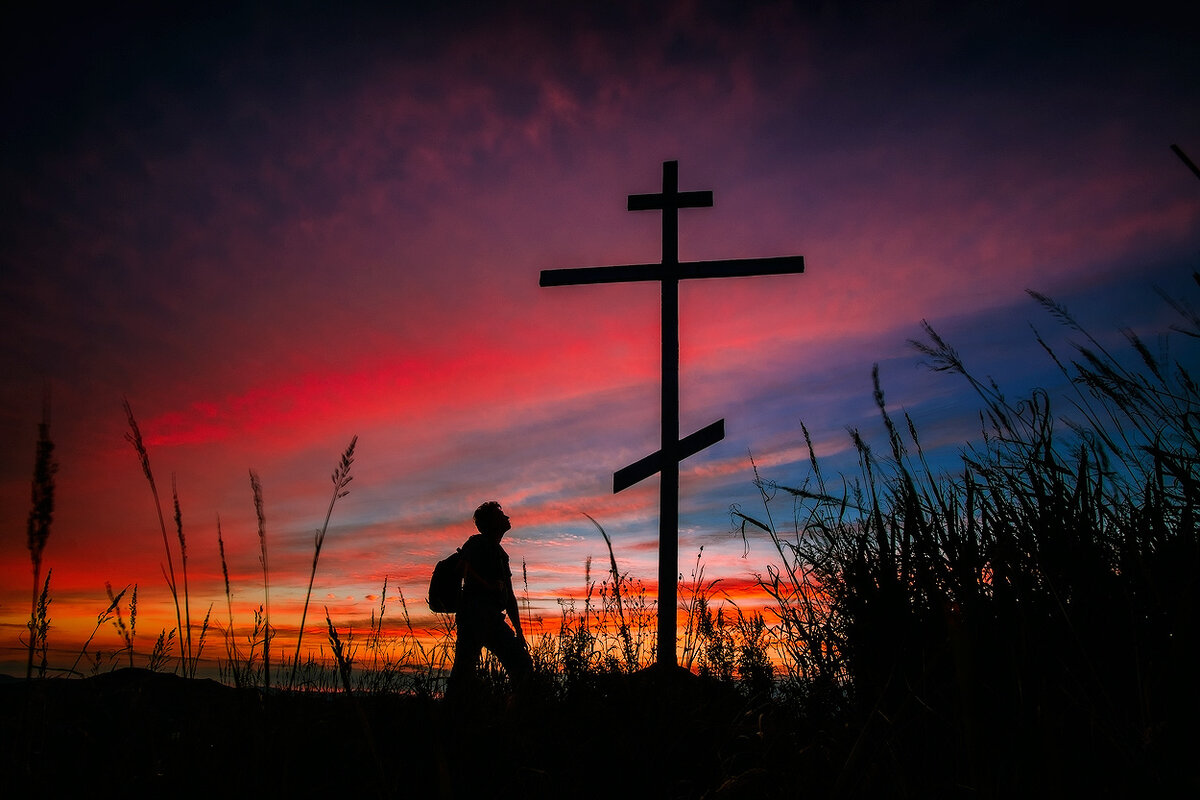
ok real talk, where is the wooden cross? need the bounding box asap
[541,160,804,668]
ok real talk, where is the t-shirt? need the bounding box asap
[458,533,511,613]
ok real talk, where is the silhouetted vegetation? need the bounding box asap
[23,398,55,680]
[735,275,1200,796]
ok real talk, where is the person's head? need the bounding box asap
[473,501,511,539]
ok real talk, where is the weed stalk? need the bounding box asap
[25,399,56,680]
[291,436,357,687]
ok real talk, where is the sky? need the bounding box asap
[2,1,1198,674]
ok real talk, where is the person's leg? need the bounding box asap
[446,618,483,699]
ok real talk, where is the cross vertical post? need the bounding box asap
[540,160,804,670]
[658,162,682,668]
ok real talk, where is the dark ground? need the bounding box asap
[3,667,1192,798]
[1,667,822,799]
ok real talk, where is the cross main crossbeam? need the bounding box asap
[539,255,805,286]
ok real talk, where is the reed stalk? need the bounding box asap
[70,584,128,676]
[171,477,193,673]
[124,399,185,675]
[29,570,52,678]
[584,513,635,670]
[325,606,354,693]
[192,604,212,677]
[291,435,357,687]
[250,470,270,690]
[107,581,137,669]
[25,399,56,680]
[216,516,242,687]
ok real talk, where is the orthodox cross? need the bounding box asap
[540,160,804,669]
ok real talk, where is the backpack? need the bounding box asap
[427,549,465,613]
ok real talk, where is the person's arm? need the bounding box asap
[504,578,526,645]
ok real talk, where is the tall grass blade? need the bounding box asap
[291,435,357,687]
[25,397,56,680]
[250,470,270,690]
[171,476,193,674]
[124,399,185,675]
[216,515,242,687]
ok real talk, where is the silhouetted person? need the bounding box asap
[446,501,532,699]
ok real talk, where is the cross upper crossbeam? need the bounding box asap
[627,158,713,215]
[628,189,713,212]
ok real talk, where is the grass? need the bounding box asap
[291,435,356,686]
[23,396,55,680]
[9,273,1198,796]
[731,274,1200,795]
[68,583,129,676]
[26,571,51,679]
[123,399,186,675]
[249,469,270,690]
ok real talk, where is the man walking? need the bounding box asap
[447,501,532,697]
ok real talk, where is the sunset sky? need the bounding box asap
[2,2,1197,673]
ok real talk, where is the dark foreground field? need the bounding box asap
[5,665,1193,799]
[2,667,822,799]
